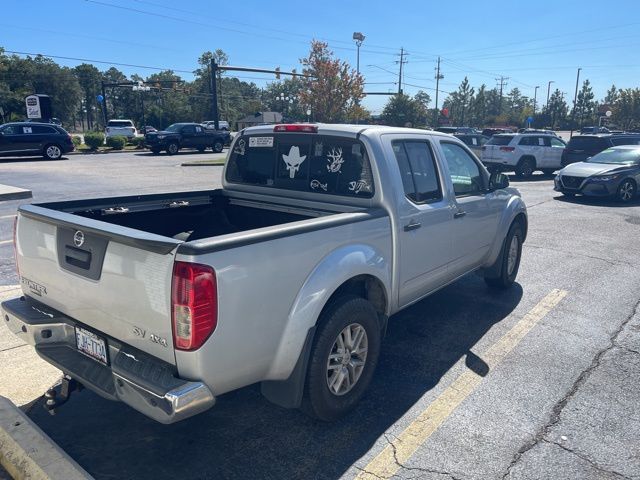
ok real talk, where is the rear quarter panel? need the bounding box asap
[174,215,392,395]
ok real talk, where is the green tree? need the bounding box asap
[605,84,619,105]
[381,93,429,127]
[74,64,103,129]
[613,88,640,130]
[545,89,568,128]
[574,79,596,127]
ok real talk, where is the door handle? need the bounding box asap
[404,221,422,232]
[454,210,466,219]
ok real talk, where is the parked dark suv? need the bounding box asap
[561,134,640,166]
[0,122,74,160]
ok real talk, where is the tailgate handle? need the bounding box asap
[65,246,92,270]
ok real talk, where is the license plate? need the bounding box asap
[75,327,108,365]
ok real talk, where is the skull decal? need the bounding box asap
[282,146,307,179]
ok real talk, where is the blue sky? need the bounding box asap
[3,0,640,114]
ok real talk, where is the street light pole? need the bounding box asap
[570,67,581,138]
[546,81,554,109]
[352,32,365,75]
[533,85,540,115]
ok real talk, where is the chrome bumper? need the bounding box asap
[1,296,215,424]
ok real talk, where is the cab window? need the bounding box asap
[391,140,442,204]
[440,142,484,196]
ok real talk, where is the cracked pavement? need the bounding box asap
[1,154,640,479]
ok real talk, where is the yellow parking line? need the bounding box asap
[355,288,568,480]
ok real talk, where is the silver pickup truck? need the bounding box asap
[2,124,527,423]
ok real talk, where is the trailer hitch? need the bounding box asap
[43,376,83,415]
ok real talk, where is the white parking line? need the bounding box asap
[0,215,16,220]
[0,240,12,246]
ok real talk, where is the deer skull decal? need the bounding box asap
[282,146,307,179]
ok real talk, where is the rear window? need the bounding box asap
[567,136,608,151]
[107,120,134,128]
[487,135,514,146]
[611,136,640,146]
[226,134,374,198]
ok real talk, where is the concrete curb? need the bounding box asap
[0,396,92,479]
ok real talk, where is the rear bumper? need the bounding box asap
[1,296,215,424]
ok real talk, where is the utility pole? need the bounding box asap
[546,80,555,109]
[434,56,443,127]
[570,68,581,138]
[496,76,509,114]
[210,59,220,130]
[100,81,108,126]
[533,85,540,115]
[397,48,406,95]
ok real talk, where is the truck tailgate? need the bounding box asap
[15,207,180,365]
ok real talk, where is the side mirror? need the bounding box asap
[489,172,509,191]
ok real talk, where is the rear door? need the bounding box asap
[546,136,566,168]
[180,125,197,148]
[384,136,454,306]
[438,140,501,276]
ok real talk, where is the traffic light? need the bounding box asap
[275,67,280,80]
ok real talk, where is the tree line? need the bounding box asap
[2,44,639,131]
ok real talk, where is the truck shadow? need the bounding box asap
[553,194,640,208]
[28,275,523,480]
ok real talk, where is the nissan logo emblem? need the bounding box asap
[73,230,85,247]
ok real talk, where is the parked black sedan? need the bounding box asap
[145,123,229,154]
[554,145,640,202]
[0,122,74,160]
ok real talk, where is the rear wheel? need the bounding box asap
[542,169,556,176]
[43,144,62,160]
[485,222,523,289]
[196,146,206,153]
[213,141,224,153]
[302,296,381,421]
[515,157,535,178]
[166,142,179,155]
[150,148,161,154]
[616,179,636,202]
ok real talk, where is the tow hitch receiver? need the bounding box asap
[44,376,83,415]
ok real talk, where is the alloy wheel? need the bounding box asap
[326,323,368,396]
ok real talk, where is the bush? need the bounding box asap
[129,136,145,148]
[84,132,105,150]
[71,136,82,147]
[105,135,127,150]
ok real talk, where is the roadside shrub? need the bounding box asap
[106,135,127,150]
[71,136,82,147]
[84,132,105,150]
[129,136,145,148]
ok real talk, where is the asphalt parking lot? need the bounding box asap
[1,151,639,480]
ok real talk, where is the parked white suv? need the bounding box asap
[105,119,137,139]
[481,133,566,177]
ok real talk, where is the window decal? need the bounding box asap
[23,126,32,134]
[249,136,274,148]
[348,180,370,194]
[233,138,246,155]
[326,147,344,173]
[282,145,307,178]
[310,179,328,191]
[314,142,324,156]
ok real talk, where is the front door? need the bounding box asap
[546,136,566,169]
[180,125,197,148]
[438,141,502,277]
[386,137,454,307]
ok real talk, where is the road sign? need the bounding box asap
[527,116,534,123]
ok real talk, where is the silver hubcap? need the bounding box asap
[507,235,519,275]
[326,323,368,396]
[169,144,177,153]
[47,146,60,158]
[620,182,634,201]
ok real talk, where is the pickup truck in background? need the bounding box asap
[3,124,527,424]
[145,122,230,154]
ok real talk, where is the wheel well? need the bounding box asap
[518,155,536,167]
[322,275,387,325]
[513,212,528,241]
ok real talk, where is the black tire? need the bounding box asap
[43,144,63,160]
[302,296,381,421]
[542,169,556,176]
[485,222,524,289]
[616,179,636,203]
[213,141,224,153]
[150,148,161,154]
[196,146,206,153]
[166,142,179,155]
[515,157,535,178]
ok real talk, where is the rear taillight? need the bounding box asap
[500,146,515,152]
[171,261,217,351]
[13,216,19,275]
[274,124,318,133]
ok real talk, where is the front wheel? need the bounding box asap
[213,141,224,153]
[616,179,636,202]
[166,142,179,155]
[485,222,523,289]
[302,296,381,421]
[43,144,62,160]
